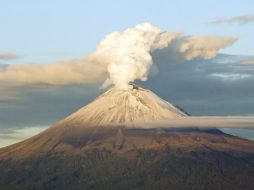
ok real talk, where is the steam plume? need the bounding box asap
[91,23,179,89]
[0,23,237,90]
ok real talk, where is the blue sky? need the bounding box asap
[1,0,254,64]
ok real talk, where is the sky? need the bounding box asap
[0,0,254,147]
[1,0,254,64]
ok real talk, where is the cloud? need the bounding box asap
[210,73,250,80]
[176,36,237,60]
[127,116,254,129]
[0,126,47,148]
[211,15,254,25]
[0,57,107,86]
[0,23,237,90]
[221,128,254,141]
[241,58,254,65]
[143,53,254,116]
[0,52,21,60]
[0,89,20,103]
[1,117,254,148]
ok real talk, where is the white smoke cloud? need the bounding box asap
[90,23,180,89]
[177,36,237,60]
[0,23,237,90]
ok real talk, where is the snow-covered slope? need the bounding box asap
[62,86,186,126]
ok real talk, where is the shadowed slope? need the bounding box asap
[0,127,254,190]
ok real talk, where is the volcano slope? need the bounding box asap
[0,87,254,190]
[0,127,254,190]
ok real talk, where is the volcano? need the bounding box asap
[0,86,253,190]
[62,86,187,126]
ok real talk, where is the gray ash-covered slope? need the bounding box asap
[0,86,254,190]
